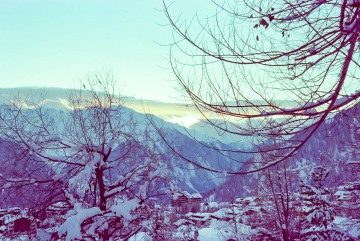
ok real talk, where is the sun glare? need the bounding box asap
[166,113,200,128]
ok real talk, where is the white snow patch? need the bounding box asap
[128,231,153,241]
[198,228,221,241]
[110,198,140,220]
[58,207,101,241]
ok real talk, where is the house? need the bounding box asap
[185,212,211,226]
[202,201,220,213]
[171,191,202,214]
[173,218,194,228]
[334,181,360,218]
[0,208,36,238]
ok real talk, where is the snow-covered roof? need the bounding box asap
[7,207,21,213]
[174,218,194,227]
[173,191,202,200]
[335,190,354,201]
[202,202,219,208]
[3,214,33,225]
[185,212,211,222]
[210,208,231,220]
[235,196,258,204]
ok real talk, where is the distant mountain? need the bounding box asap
[96,106,250,193]
[293,103,359,185]
[0,101,249,208]
[0,87,201,126]
[0,87,293,145]
[210,103,359,201]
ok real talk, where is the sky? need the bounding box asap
[0,0,214,103]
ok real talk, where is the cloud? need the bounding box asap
[0,87,199,124]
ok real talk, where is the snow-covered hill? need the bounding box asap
[0,98,248,200]
[210,102,360,201]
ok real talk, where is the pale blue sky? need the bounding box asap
[0,0,213,102]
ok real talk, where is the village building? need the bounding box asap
[0,208,36,238]
[334,181,360,218]
[201,201,221,213]
[171,191,202,214]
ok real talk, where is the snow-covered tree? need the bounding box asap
[299,166,335,239]
[0,72,170,240]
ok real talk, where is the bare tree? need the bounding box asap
[257,159,297,240]
[163,0,360,172]
[0,73,169,240]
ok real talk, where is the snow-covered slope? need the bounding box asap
[0,103,248,198]
[211,103,360,201]
[97,107,249,192]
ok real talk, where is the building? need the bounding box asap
[334,181,360,218]
[171,191,202,214]
[0,208,36,238]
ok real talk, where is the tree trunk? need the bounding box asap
[95,167,106,211]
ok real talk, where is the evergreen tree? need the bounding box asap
[300,166,334,231]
